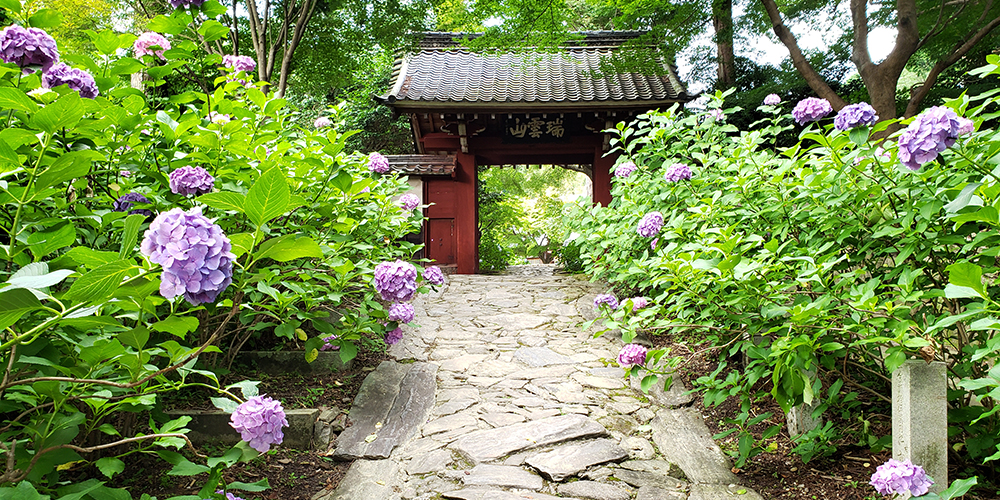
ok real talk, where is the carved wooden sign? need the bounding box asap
[503,116,571,143]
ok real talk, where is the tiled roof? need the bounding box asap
[378,31,692,110]
[386,155,456,176]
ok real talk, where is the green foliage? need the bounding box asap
[574,69,1000,484]
[0,0,427,495]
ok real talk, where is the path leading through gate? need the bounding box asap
[313,265,764,500]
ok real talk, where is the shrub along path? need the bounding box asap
[312,265,764,500]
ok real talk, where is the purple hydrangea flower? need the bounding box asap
[663,163,692,182]
[399,194,420,211]
[614,161,637,178]
[169,166,214,196]
[229,395,288,453]
[214,491,245,500]
[388,302,415,324]
[594,293,618,310]
[42,62,98,99]
[373,260,418,302]
[707,109,724,121]
[320,334,340,351]
[630,297,649,311]
[314,116,332,128]
[222,54,255,72]
[637,211,664,238]
[385,327,403,345]
[957,117,975,136]
[140,207,235,305]
[368,152,390,174]
[423,266,445,286]
[791,97,832,124]
[869,459,933,497]
[617,343,647,367]
[0,25,59,72]
[134,32,170,60]
[834,102,878,131]
[897,106,960,171]
[763,93,781,106]
[170,0,205,8]
[651,238,658,250]
[113,192,154,217]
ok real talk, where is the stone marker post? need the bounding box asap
[893,360,947,494]
[786,369,822,437]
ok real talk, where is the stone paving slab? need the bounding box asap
[451,414,607,463]
[462,464,544,490]
[313,459,401,500]
[651,409,738,485]
[525,438,628,481]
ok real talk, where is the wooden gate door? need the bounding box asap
[424,179,457,265]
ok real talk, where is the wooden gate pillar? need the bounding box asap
[593,147,616,206]
[455,151,478,274]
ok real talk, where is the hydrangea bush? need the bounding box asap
[568,77,1000,482]
[0,0,427,496]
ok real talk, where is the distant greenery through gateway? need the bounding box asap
[477,165,589,272]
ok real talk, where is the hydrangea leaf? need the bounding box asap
[210,397,239,413]
[95,457,125,479]
[198,191,246,213]
[150,316,199,337]
[245,168,290,228]
[0,288,41,330]
[0,88,38,113]
[64,259,137,303]
[0,0,22,14]
[946,262,985,297]
[254,234,322,262]
[228,479,270,492]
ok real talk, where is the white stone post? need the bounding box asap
[786,369,822,438]
[892,360,947,494]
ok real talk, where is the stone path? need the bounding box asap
[313,265,764,500]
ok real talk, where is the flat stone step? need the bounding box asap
[334,361,438,460]
[557,480,632,500]
[312,459,401,500]
[526,438,628,481]
[689,483,765,500]
[462,464,544,490]
[650,408,738,485]
[451,414,606,463]
[442,489,578,500]
[168,408,318,450]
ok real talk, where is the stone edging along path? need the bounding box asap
[312,265,764,500]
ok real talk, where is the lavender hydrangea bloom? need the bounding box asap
[113,192,153,217]
[222,54,255,72]
[229,395,288,453]
[423,266,445,286]
[637,211,664,238]
[897,106,960,171]
[140,207,235,305]
[630,297,649,311]
[707,109,724,121]
[0,25,59,72]
[957,117,975,136]
[388,302,415,324]
[594,293,618,310]
[614,161,637,178]
[373,260,418,302]
[169,0,205,8]
[320,334,340,351]
[314,116,332,128]
[763,93,781,106]
[663,163,692,182]
[134,32,170,60]
[834,102,878,131]
[42,63,98,99]
[169,166,214,196]
[617,344,647,367]
[791,97,832,124]
[399,194,420,211]
[368,152,390,174]
[214,491,245,500]
[869,459,933,497]
[385,327,403,345]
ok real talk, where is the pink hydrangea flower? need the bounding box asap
[399,194,420,211]
[663,163,692,182]
[869,459,933,497]
[222,54,255,73]
[373,260,418,302]
[385,327,403,345]
[791,97,832,124]
[168,166,214,196]
[314,116,332,128]
[320,334,340,351]
[617,344,647,367]
[630,297,649,311]
[423,266,445,286]
[614,161,637,178]
[957,117,975,136]
[388,302,415,323]
[134,32,170,60]
[763,94,781,106]
[637,211,664,238]
[368,152,390,173]
[594,293,618,310]
[229,395,288,453]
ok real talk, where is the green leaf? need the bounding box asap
[197,19,229,42]
[95,457,125,479]
[210,397,239,413]
[848,126,869,145]
[255,234,323,262]
[945,183,983,214]
[150,316,199,337]
[28,8,60,28]
[86,29,121,55]
[0,0,22,14]
[0,137,19,170]
[52,247,120,268]
[64,259,136,303]
[36,150,103,190]
[946,262,985,297]
[168,458,210,476]
[950,206,999,230]
[0,88,38,113]
[109,57,145,76]
[7,262,74,289]
[339,341,358,364]
[147,13,189,35]
[229,232,254,257]
[198,191,245,213]
[937,477,978,499]
[245,168,290,228]
[31,93,83,133]
[118,326,150,350]
[26,222,76,260]
[228,479,270,492]
[201,0,228,17]
[120,213,145,258]
[1,482,42,500]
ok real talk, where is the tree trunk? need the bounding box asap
[712,0,735,89]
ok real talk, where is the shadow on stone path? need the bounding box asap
[313,265,764,500]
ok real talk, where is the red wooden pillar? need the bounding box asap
[593,147,616,206]
[455,151,478,274]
